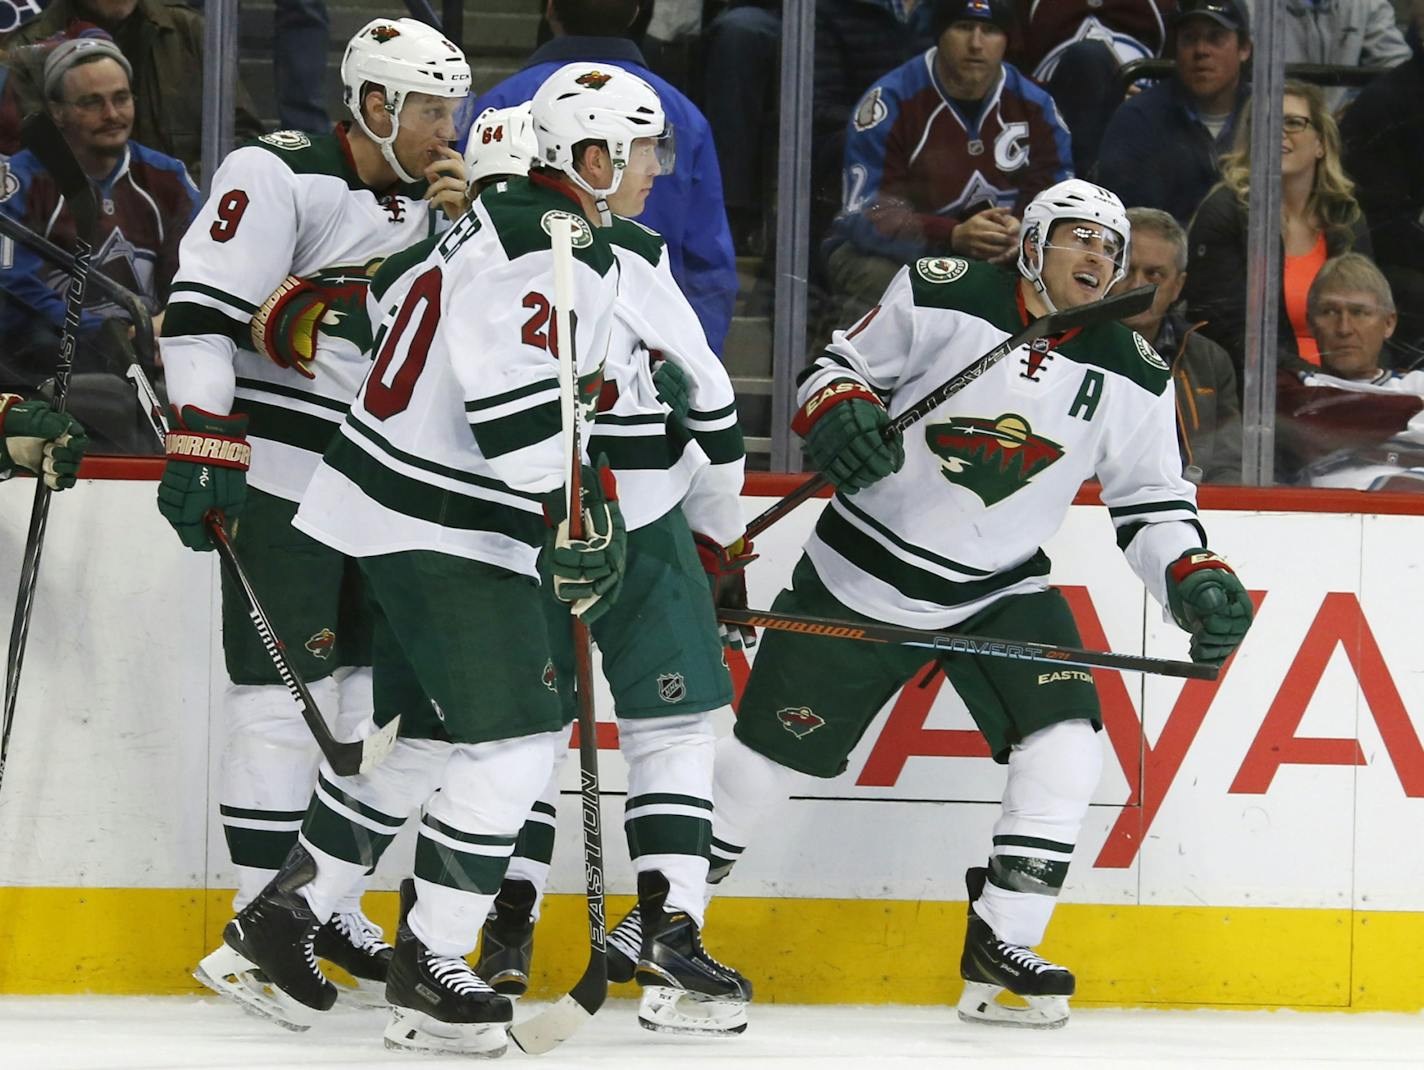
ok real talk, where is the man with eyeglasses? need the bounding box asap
[1097,0,1252,225]
[1278,252,1424,489]
[0,32,199,442]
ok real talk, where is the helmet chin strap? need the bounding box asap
[1023,240,1059,314]
[565,159,623,226]
[352,93,421,186]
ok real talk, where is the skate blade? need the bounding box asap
[384,1007,509,1058]
[956,982,1069,1030]
[194,945,318,1032]
[637,986,749,1037]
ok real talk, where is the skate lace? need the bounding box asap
[688,925,737,978]
[998,941,1061,974]
[607,910,643,958]
[333,911,388,954]
[426,952,493,996]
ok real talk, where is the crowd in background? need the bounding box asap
[0,0,1421,490]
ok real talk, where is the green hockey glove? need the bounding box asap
[543,460,627,625]
[1166,549,1253,667]
[0,392,89,490]
[793,380,904,493]
[652,354,691,423]
[157,405,251,552]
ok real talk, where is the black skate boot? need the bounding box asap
[633,870,751,1036]
[383,879,513,1057]
[193,846,337,1030]
[958,866,1075,1029]
[474,878,537,997]
[314,908,392,1007]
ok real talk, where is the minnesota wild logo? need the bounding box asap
[370,24,401,43]
[575,70,613,90]
[924,413,1064,506]
[576,361,605,422]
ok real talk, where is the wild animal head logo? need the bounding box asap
[924,413,1064,506]
[575,70,613,90]
[370,24,401,43]
[777,707,825,739]
[305,628,336,660]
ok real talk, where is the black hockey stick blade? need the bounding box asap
[205,513,400,775]
[1044,283,1155,334]
[719,607,1219,681]
[21,112,99,242]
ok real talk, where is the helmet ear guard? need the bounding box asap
[341,18,470,184]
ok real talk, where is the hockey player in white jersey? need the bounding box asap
[190,64,643,1057]
[457,100,754,1036]
[698,179,1254,1030]
[158,17,471,1004]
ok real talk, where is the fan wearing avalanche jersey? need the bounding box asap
[824,0,1071,324]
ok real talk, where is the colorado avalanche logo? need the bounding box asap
[777,707,825,739]
[924,413,1065,506]
[369,24,401,43]
[575,70,613,90]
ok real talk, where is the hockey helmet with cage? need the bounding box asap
[464,104,538,191]
[530,63,671,221]
[341,18,471,184]
[1018,179,1130,310]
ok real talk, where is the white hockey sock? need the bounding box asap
[708,733,804,898]
[410,731,560,958]
[221,678,337,910]
[502,746,566,923]
[620,712,716,925]
[972,719,1103,948]
[298,738,450,922]
[329,667,376,919]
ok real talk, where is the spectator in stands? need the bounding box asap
[1013,0,1175,176]
[273,0,329,133]
[1276,253,1424,487]
[1096,0,1251,225]
[1263,0,1411,109]
[701,0,780,255]
[0,0,264,176]
[0,35,199,421]
[1185,81,1370,388]
[457,0,737,356]
[1340,0,1424,365]
[1118,206,1242,483]
[821,0,1071,322]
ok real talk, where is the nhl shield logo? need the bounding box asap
[777,707,825,739]
[305,627,336,660]
[657,673,686,703]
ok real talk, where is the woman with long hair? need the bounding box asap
[1184,79,1371,381]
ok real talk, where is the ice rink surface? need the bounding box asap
[1,997,1421,1070]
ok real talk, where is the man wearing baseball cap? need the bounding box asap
[823,0,1072,325]
[1098,0,1253,225]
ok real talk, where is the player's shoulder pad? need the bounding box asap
[606,214,665,267]
[907,256,1009,311]
[370,234,441,305]
[245,130,357,185]
[1059,320,1173,397]
[480,178,615,276]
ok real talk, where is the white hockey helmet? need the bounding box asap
[530,63,670,218]
[464,104,537,190]
[341,18,471,184]
[1018,178,1131,309]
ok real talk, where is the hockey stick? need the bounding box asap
[743,284,1157,542]
[510,216,608,1056]
[0,209,157,369]
[2,114,100,798]
[717,607,1218,681]
[204,513,400,777]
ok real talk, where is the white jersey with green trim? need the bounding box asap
[600,215,745,544]
[800,256,1204,629]
[293,177,619,577]
[161,128,443,503]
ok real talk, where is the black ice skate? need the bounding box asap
[383,879,512,1057]
[957,866,1075,1029]
[314,909,392,1007]
[633,871,751,1036]
[474,878,537,997]
[192,846,337,1031]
